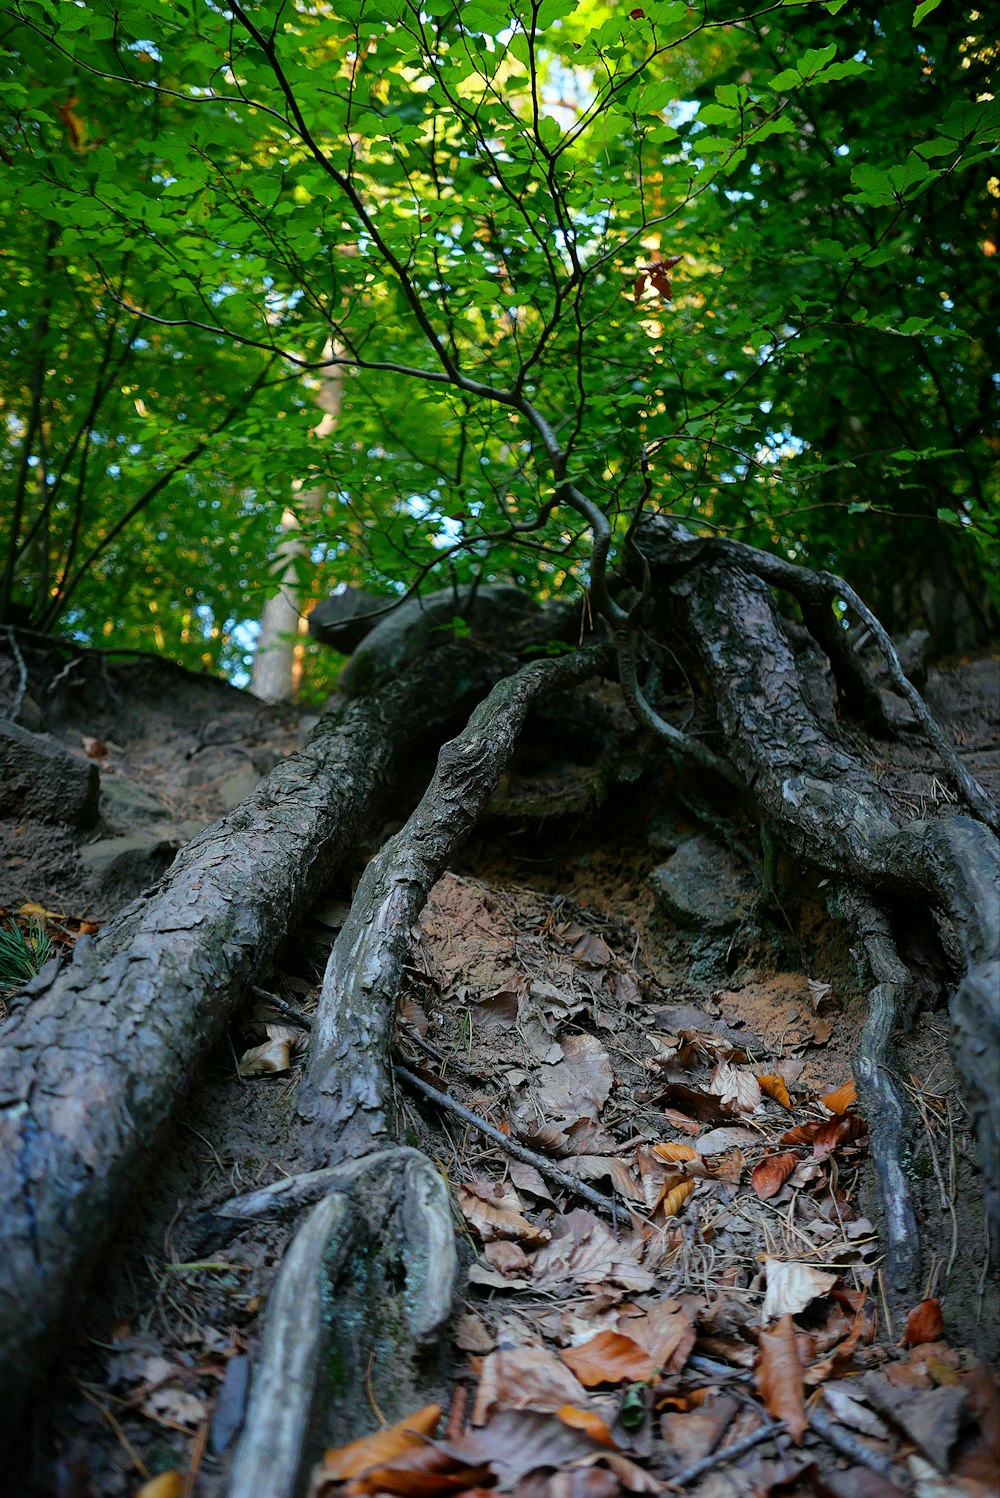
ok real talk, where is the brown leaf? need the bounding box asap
[136,1476,185,1498]
[530,1210,657,1294]
[695,1125,759,1156]
[820,1081,857,1113]
[555,1404,617,1448]
[660,1178,696,1218]
[483,1241,532,1276]
[862,1374,968,1471]
[573,1155,643,1199]
[536,1033,614,1119]
[757,1315,808,1443]
[559,1330,656,1387]
[751,1152,799,1200]
[710,1059,762,1114]
[812,1113,867,1160]
[660,1397,739,1465]
[902,1299,945,1349]
[627,1299,695,1374]
[311,1405,441,1487]
[651,1142,700,1164]
[758,1075,794,1110]
[653,1084,738,1124]
[473,1345,590,1423]
[457,1182,549,1246]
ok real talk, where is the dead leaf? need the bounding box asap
[627,1299,695,1373]
[311,1405,441,1487]
[238,1023,299,1077]
[82,734,109,760]
[660,1397,739,1465]
[457,1182,550,1246]
[531,1210,657,1294]
[757,1315,808,1443]
[820,1081,857,1113]
[573,1155,643,1199]
[508,1162,556,1203]
[483,1240,533,1276]
[473,1346,590,1423]
[758,1075,794,1110]
[862,1374,968,1471]
[556,1404,617,1447]
[651,1142,700,1165]
[142,1383,207,1428]
[751,1152,799,1200]
[762,1259,838,1321]
[559,1330,656,1387]
[821,1383,893,1441]
[812,1112,867,1160]
[454,1313,495,1354]
[660,1178,696,1218]
[136,1476,185,1498]
[902,1299,945,1349]
[648,1084,738,1124]
[710,1059,762,1114]
[695,1126,759,1156]
[536,1033,614,1119]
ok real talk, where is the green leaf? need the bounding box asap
[912,0,943,25]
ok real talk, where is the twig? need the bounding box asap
[394,1063,620,1217]
[3,626,28,723]
[251,984,314,1031]
[669,1420,786,1488]
[76,1382,150,1480]
[810,1406,900,1479]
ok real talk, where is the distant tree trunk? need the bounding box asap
[250,349,343,704]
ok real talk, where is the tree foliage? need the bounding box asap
[1,0,996,676]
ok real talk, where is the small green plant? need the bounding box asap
[0,917,53,993]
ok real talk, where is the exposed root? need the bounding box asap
[226,1148,455,1498]
[837,891,920,1293]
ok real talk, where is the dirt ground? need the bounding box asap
[0,637,997,1498]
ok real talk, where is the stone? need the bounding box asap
[333,584,537,697]
[0,718,99,828]
[80,830,181,915]
[307,586,388,653]
[649,834,755,932]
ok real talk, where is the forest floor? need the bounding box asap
[1,643,998,1498]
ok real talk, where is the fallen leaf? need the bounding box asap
[651,1142,700,1164]
[560,1330,656,1387]
[660,1397,739,1465]
[757,1314,808,1442]
[82,734,109,759]
[762,1259,838,1321]
[238,1024,299,1077]
[862,1374,968,1470]
[751,1152,799,1200]
[483,1240,533,1275]
[710,1059,762,1113]
[573,1154,643,1199]
[695,1126,759,1156]
[902,1299,945,1349]
[820,1081,857,1112]
[660,1178,696,1218]
[556,1404,618,1448]
[457,1182,549,1246]
[312,1405,441,1485]
[627,1299,695,1373]
[758,1075,794,1110]
[531,1210,657,1294]
[650,1084,738,1124]
[812,1112,867,1160]
[136,1476,184,1498]
[822,1382,893,1440]
[473,1346,590,1423]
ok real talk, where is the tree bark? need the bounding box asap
[640,516,1000,1267]
[0,640,503,1431]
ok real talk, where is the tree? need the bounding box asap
[0,0,997,1476]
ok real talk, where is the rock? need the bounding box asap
[0,718,99,828]
[334,585,538,697]
[307,586,388,653]
[217,764,261,811]
[80,830,181,915]
[649,835,755,932]
[99,775,171,830]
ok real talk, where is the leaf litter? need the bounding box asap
[300,870,1000,1498]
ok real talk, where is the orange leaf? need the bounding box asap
[758,1075,793,1110]
[820,1081,857,1113]
[651,1142,700,1164]
[751,1152,799,1200]
[780,1122,820,1147]
[559,1330,656,1387]
[756,1315,808,1443]
[555,1405,618,1447]
[812,1113,867,1160]
[316,1406,441,1481]
[343,1447,491,1497]
[661,1178,697,1217]
[902,1298,945,1348]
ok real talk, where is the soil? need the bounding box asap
[1,636,997,1497]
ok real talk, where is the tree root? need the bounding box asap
[640,516,1000,1269]
[0,641,504,1431]
[836,892,919,1293]
[226,1148,455,1498]
[223,648,610,1489]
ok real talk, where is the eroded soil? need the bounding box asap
[1,637,997,1497]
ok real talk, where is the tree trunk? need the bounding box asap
[640,516,1000,1271]
[250,351,344,704]
[0,640,504,1432]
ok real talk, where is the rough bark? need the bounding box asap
[640,516,1000,1260]
[221,648,609,1496]
[301,645,610,1158]
[0,640,504,1430]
